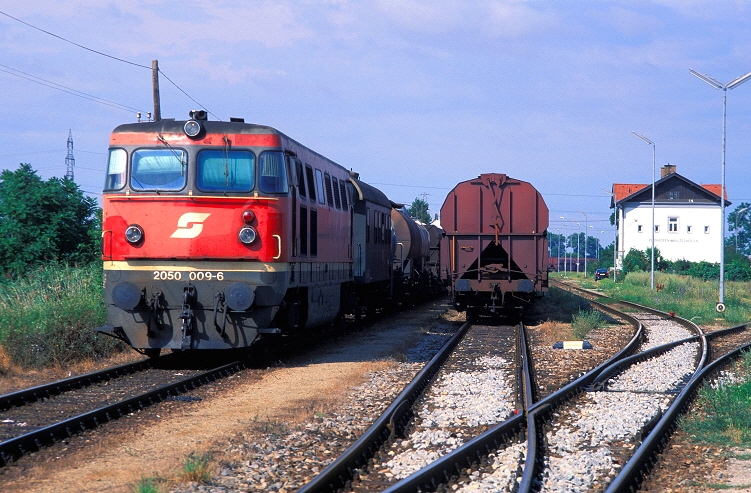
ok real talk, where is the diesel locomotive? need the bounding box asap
[97,111,440,355]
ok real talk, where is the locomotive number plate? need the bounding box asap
[153,271,225,281]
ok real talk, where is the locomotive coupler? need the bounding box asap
[179,285,197,350]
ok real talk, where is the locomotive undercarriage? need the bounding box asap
[99,260,352,352]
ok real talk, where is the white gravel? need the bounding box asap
[538,314,699,492]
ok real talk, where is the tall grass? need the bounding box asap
[680,350,751,446]
[578,271,751,326]
[0,263,122,367]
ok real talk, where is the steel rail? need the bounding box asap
[519,293,707,492]
[379,323,530,493]
[0,355,177,411]
[379,293,645,493]
[606,324,751,493]
[0,357,248,466]
[296,321,471,493]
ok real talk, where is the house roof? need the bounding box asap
[611,173,729,208]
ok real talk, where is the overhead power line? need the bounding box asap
[0,63,143,113]
[0,9,218,119]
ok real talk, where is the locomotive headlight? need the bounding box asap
[242,210,255,223]
[125,224,144,244]
[238,226,257,244]
[184,120,202,138]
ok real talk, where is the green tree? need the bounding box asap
[0,164,101,274]
[728,202,751,256]
[408,196,431,223]
[622,248,648,275]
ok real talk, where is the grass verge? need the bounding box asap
[0,262,124,368]
[680,350,751,446]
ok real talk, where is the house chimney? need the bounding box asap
[661,164,676,178]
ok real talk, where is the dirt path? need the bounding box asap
[1,300,452,492]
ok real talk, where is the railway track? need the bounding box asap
[297,320,527,493]
[294,283,751,493]
[0,352,251,466]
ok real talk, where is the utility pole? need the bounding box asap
[65,129,75,181]
[152,59,161,121]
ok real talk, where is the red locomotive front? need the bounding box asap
[98,114,352,354]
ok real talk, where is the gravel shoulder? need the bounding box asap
[0,299,454,493]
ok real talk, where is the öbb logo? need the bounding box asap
[170,213,211,239]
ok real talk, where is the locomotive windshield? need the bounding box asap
[131,149,187,191]
[105,149,127,190]
[197,150,254,191]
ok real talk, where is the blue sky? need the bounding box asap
[3,1,751,248]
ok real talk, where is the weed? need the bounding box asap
[179,451,214,483]
[571,308,603,339]
[131,476,165,493]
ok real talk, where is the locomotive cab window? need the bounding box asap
[105,148,127,190]
[131,149,187,191]
[196,150,254,191]
[259,151,288,193]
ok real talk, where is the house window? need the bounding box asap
[668,217,678,233]
[655,225,660,233]
[668,190,679,200]
[704,226,710,234]
[687,225,692,234]
[637,225,643,233]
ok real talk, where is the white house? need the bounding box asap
[611,165,729,266]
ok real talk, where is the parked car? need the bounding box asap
[594,268,609,281]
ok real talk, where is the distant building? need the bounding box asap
[611,165,729,266]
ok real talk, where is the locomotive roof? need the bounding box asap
[112,119,280,136]
[111,118,351,175]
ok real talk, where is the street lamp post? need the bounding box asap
[736,206,750,253]
[578,210,588,275]
[560,217,568,275]
[690,68,751,311]
[631,131,655,290]
[574,222,581,274]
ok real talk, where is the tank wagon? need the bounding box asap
[97,111,440,355]
[439,173,548,317]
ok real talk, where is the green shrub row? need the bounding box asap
[0,262,122,368]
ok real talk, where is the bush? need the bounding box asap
[0,263,122,368]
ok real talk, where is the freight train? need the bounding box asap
[97,111,441,355]
[439,173,549,318]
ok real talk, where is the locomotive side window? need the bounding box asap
[315,169,325,205]
[339,181,348,209]
[196,150,254,191]
[300,205,308,256]
[311,209,318,256]
[332,177,341,209]
[105,148,127,190]
[324,173,334,207]
[259,151,288,193]
[295,160,306,199]
[131,149,187,191]
[305,165,316,201]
